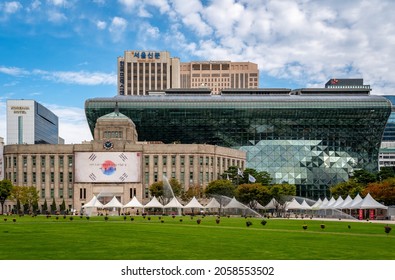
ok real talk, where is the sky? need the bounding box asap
[1,0,395,144]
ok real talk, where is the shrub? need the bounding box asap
[69,217,73,221]
[348,225,351,230]
[130,217,134,221]
[215,219,220,224]
[320,224,325,230]
[123,216,127,221]
[197,219,201,225]
[261,220,267,226]
[3,218,7,222]
[179,219,183,222]
[13,218,16,222]
[147,217,151,221]
[161,220,164,223]
[246,221,253,227]
[384,225,392,235]
[104,216,109,221]
[302,225,308,230]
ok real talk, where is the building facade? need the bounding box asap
[117,50,180,96]
[2,111,245,213]
[0,137,4,181]
[6,100,59,145]
[85,87,391,199]
[180,61,259,94]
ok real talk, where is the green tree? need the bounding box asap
[51,197,57,213]
[351,169,377,186]
[221,166,273,185]
[205,179,236,198]
[42,199,48,213]
[149,178,182,204]
[269,183,296,204]
[25,187,39,213]
[330,180,365,199]
[60,198,66,213]
[236,183,271,209]
[377,167,395,181]
[0,179,13,214]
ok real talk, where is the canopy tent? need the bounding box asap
[338,195,353,209]
[348,193,363,209]
[184,197,204,209]
[331,197,344,209]
[311,198,322,210]
[144,196,163,208]
[322,197,336,210]
[285,198,304,210]
[319,197,330,210]
[103,196,123,208]
[223,197,249,209]
[204,197,221,209]
[123,196,144,208]
[351,193,387,209]
[250,200,265,210]
[300,200,312,210]
[82,195,104,208]
[264,198,280,210]
[163,197,184,208]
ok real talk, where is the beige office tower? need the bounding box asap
[180,61,259,94]
[118,50,180,95]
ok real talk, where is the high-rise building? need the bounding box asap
[6,100,59,145]
[85,85,391,199]
[117,50,180,95]
[180,61,259,94]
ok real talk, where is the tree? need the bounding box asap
[149,178,182,204]
[0,179,13,214]
[42,199,48,213]
[268,183,296,204]
[330,180,365,199]
[25,187,39,213]
[351,169,377,186]
[11,186,25,214]
[236,183,271,209]
[221,166,273,185]
[363,178,395,206]
[60,198,66,213]
[181,184,204,201]
[51,197,57,213]
[10,186,39,214]
[205,179,236,198]
[377,167,395,181]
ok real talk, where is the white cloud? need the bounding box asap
[96,20,107,30]
[47,10,67,23]
[45,104,93,144]
[109,16,128,42]
[0,66,28,76]
[34,70,116,85]
[2,1,22,14]
[46,0,68,7]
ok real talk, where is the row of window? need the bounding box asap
[5,171,73,185]
[5,155,73,168]
[144,155,243,168]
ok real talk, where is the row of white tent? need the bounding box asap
[284,193,387,211]
[82,195,252,210]
[82,193,387,211]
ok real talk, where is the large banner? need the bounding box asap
[74,152,141,183]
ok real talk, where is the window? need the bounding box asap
[68,156,73,167]
[41,156,45,167]
[32,156,36,167]
[145,156,149,166]
[41,172,45,183]
[50,156,55,167]
[180,156,185,166]
[59,156,64,167]
[23,156,27,167]
[163,155,167,166]
[172,155,176,166]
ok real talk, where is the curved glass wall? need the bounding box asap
[85,94,391,199]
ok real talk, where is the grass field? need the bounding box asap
[1,214,394,260]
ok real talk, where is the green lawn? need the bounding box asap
[1,215,394,260]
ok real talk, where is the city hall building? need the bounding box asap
[2,111,245,213]
[85,82,391,199]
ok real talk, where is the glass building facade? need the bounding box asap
[85,94,391,199]
[382,96,395,142]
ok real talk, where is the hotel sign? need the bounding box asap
[10,106,30,114]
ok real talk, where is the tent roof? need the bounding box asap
[123,196,144,208]
[300,200,312,210]
[82,195,104,208]
[285,198,304,210]
[163,197,184,208]
[184,197,204,209]
[322,197,336,209]
[204,197,221,209]
[331,197,344,209]
[264,198,280,209]
[319,197,329,209]
[338,195,353,209]
[223,197,249,209]
[311,198,322,210]
[351,193,387,209]
[103,196,123,208]
[251,200,265,210]
[348,193,363,209]
[144,196,163,208]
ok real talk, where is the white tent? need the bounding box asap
[331,197,344,209]
[319,197,330,210]
[184,197,204,209]
[123,196,144,209]
[285,198,304,210]
[82,195,104,208]
[223,197,249,209]
[338,195,353,209]
[351,193,387,209]
[144,196,163,208]
[311,198,322,210]
[103,196,123,208]
[250,200,265,210]
[322,197,336,210]
[300,200,312,210]
[163,197,184,208]
[264,198,280,210]
[204,197,221,209]
[348,193,363,209]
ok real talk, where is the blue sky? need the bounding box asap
[1,0,395,143]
